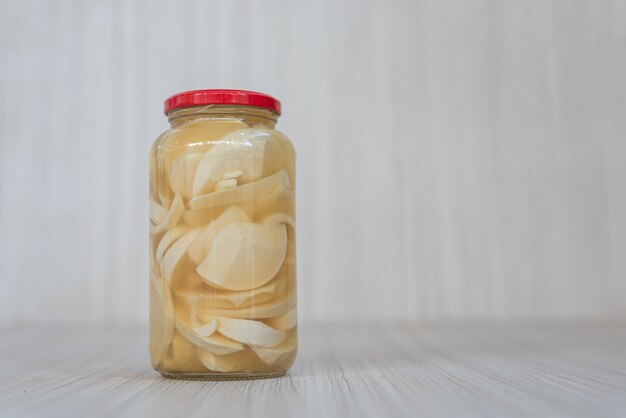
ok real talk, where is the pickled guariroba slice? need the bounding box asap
[150,125,296,374]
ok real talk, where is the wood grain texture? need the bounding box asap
[0,0,625,324]
[1,322,626,418]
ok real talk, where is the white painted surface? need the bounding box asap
[1,322,626,418]
[0,0,625,323]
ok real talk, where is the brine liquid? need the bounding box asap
[149,116,297,378]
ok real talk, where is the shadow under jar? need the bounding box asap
[149,90,297,380]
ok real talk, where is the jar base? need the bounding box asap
[158,370,287,381]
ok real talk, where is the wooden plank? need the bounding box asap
[1,323,625,417]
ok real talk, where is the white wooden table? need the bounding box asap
[1,322,625,417]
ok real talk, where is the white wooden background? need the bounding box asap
[0,0,625,324]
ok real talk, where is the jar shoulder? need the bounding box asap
[152,120,295,161]
[153,119,248,150]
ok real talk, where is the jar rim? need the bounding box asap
[164,89,281,115]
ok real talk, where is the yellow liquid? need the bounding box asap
[149,114,297,379]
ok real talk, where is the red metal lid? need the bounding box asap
[164,89,281,115]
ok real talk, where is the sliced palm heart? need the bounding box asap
[157,179,173,210]
[182,181,289,228]
[150,193,185,235]
[187,206,251,265]
[150,197,167,224]
[169,153,203,199]
[178,274,288,309]
[182,207,222,228]
[218,317,287,348]
[160,227,202,283]
[149,274,175,366]
[175,318,244,355]
[189,302,218,337]
[155,225,189,262]
[265,307,297,331]
[262,213,295,229]
[216,178,238,191]
[187,221,215,264]
[217,276,287,307]
[193,320,217,337]
[197,290,296,320]
[197,349,261,373]
[157,120,249,209]
[196,222,287,291]
[163,333,206,372]
[192,129,269,196]
[189,170,290,210]
[222,169,243,179]
[251,338,297,364]
[257,130,289,176]
[149,234,160,272]
[192,318,218,337]
[239,180,291,218]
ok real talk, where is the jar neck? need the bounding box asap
[167,105,279,128]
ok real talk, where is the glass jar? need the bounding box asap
[149,90,297,380]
